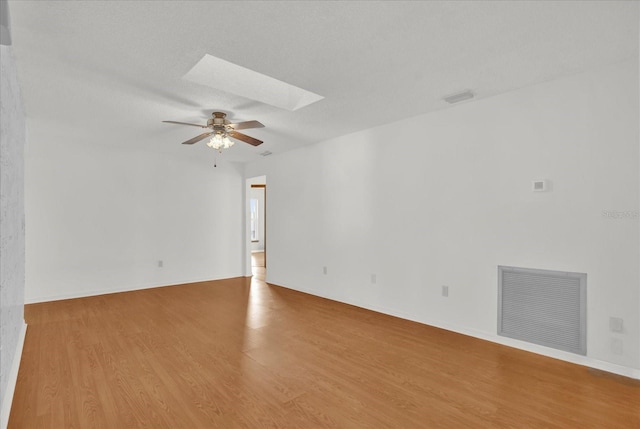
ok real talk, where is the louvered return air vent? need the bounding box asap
[498,266,587,355]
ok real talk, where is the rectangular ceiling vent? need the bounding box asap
[443,89,474,104]
[498,266,586,355]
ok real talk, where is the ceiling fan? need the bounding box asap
[162,112,264,149]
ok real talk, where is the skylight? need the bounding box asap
[183,54,324,111]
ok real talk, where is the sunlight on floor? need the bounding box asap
[244,251,268,336]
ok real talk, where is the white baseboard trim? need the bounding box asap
[1,322,27,429]
[25,273,244,304]
[441,323,640,380]
[407,315,640,380]
[272,282,640,380]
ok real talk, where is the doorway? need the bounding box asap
[247,176,266,279]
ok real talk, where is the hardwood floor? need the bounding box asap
[251,252,265,287]
[251,251,265,268]
[9,271,640,428]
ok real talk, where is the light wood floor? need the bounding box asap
[251,251,265,269]
[9,269,640,428]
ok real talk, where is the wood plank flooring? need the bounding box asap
[9,270,640,428]
[251,251,265,268]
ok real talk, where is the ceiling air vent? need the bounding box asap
[443,90,474,104]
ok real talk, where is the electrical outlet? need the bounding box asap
[158,260,163,268]
[442,285,449,297]
[323,266,327,275]
[609,317,624,333]
[371,274,376,284]
[532,180,548,192]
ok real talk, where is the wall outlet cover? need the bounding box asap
[532,180,548,192]
[609,317,624,333]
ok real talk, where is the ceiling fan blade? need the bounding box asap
[229,131,263,146]
[227,120,265,131]
[181,132,213,145]
[163,120,208,128]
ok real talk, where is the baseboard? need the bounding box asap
[1,322,27,429]
[360,303,640,380]
[270,282,640,380]
[25,273,244,304]
[438,323,640,380]
[401,314,640,380]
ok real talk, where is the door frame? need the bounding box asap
[250,184,266,269]
[245,176,267,277]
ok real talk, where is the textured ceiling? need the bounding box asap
[8,1,639,163]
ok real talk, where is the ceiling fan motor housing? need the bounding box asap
[213,112,227,125]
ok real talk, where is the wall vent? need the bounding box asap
[443,89,474,104]
[498,266,586,355]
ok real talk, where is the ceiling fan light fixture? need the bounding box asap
[207,132,235,150]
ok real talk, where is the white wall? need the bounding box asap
[0,41,27,427]
[250,186,265,252]
[246,59,640,376]
[25,139,245,302]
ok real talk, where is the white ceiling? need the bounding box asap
[8,1,639,163]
